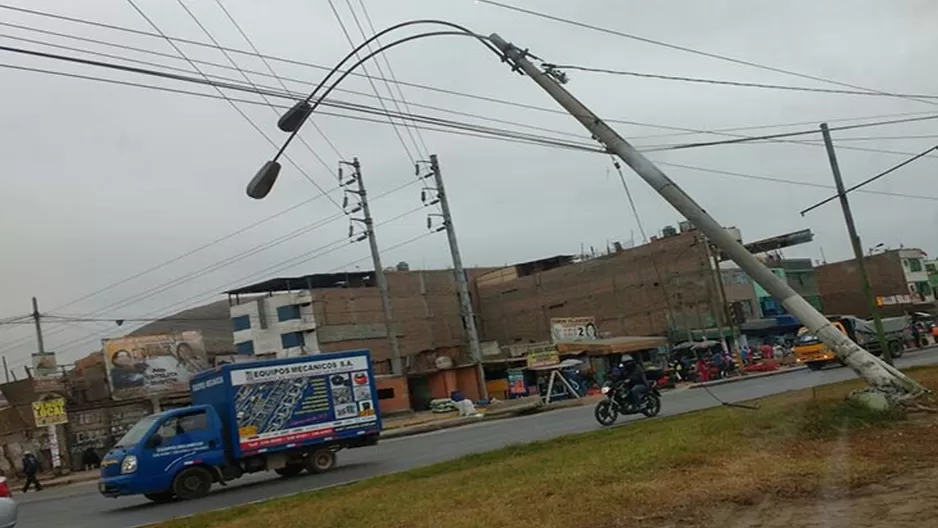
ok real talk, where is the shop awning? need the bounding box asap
[555,336,667,356]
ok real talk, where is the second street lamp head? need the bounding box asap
[278,101,314,133]
[247,160,281,200]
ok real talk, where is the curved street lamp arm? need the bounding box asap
[273,24,501,160]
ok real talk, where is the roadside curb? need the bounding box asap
[689,366,808,389]
[380,401,544,439]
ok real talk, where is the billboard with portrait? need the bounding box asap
[102,331,209,400]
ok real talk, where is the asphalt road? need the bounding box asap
[18,348,938,528]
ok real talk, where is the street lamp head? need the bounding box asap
[247,160,281,199]
[278,101,314,133]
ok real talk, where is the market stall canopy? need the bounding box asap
[555,336,668,356]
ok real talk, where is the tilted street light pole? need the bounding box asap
[243,18,923,401]
[486,33,923,399]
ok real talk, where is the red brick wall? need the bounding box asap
[815,252,908,317]
[375,375,411,415]
[476,231,718,344]
[312,269,483,373]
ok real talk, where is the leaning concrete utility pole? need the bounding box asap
[423,155,488,400]
[819,123,892,365]
[341,157,403,375]
[488,34,922,397]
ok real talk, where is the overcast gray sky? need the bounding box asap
[1,0,937,369]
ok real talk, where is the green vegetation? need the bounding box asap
[156,367,938,528]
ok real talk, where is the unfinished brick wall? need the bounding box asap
[815,252,908,318]
[311,269,482,371]
[476,231,719,344]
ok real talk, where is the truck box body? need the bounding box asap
[190,350,381,460]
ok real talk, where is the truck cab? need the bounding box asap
[99,350,381,503]
[99,405,227,502]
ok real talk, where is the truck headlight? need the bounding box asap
[121,455,138,474]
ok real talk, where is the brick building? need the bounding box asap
[816,248,935,317]
[226,268,497,412]
[474,229,722,345]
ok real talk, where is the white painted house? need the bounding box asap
[898,248,934,304]
[230,291,320,358]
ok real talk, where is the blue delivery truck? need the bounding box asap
[98,350,381,502]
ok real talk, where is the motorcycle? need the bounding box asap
[593,379,662,426]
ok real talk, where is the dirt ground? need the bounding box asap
[709,465,938,527]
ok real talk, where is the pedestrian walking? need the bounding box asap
[21,451,42,492]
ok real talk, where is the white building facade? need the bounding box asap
[899,248,934,304]
[230,291,321,359]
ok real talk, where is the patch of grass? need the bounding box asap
[155,366,938,528]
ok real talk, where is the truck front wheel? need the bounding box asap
[172,467,213,500]
[305,449,337,474]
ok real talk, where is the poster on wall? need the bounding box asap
[32,397,68,427]
[228,355,379,453]
[507,370,527,397]
[102,331,210,400]
[550,317,598,343]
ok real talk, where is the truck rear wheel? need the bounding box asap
[172,467,213,500]
[275,464,304,478]
[807,362,823,371]
[305,449,337,474]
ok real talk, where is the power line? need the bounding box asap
[354,0,430,156]
[653,160,938,203]
[546,63,938,100]
[173,0,339,174]
[5,42,938,197]
[0,45,605,154]
[800,144,938,215]
[17,55,930,205]
[477,0,938,108]
[0,28,592,144]
[327,0,416,163]
[7,40,937,160]
[342,0,429,158]
[210,0,344,160]
[2,14,935,156]
[124,0,342,209]
[1,47,934,214]
[39,209,434,361]
[0,179,420,354]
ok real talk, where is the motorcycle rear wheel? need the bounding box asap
[594,399,619,426]
[641,394,662,418]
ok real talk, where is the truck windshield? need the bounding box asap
[114,415,160,448]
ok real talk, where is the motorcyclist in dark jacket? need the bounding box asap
[617,355,648,409]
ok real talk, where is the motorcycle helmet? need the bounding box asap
[620,354,636,365]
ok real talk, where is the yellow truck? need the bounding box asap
[793,315,906,371]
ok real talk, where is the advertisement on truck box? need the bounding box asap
[230,355,378,453]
